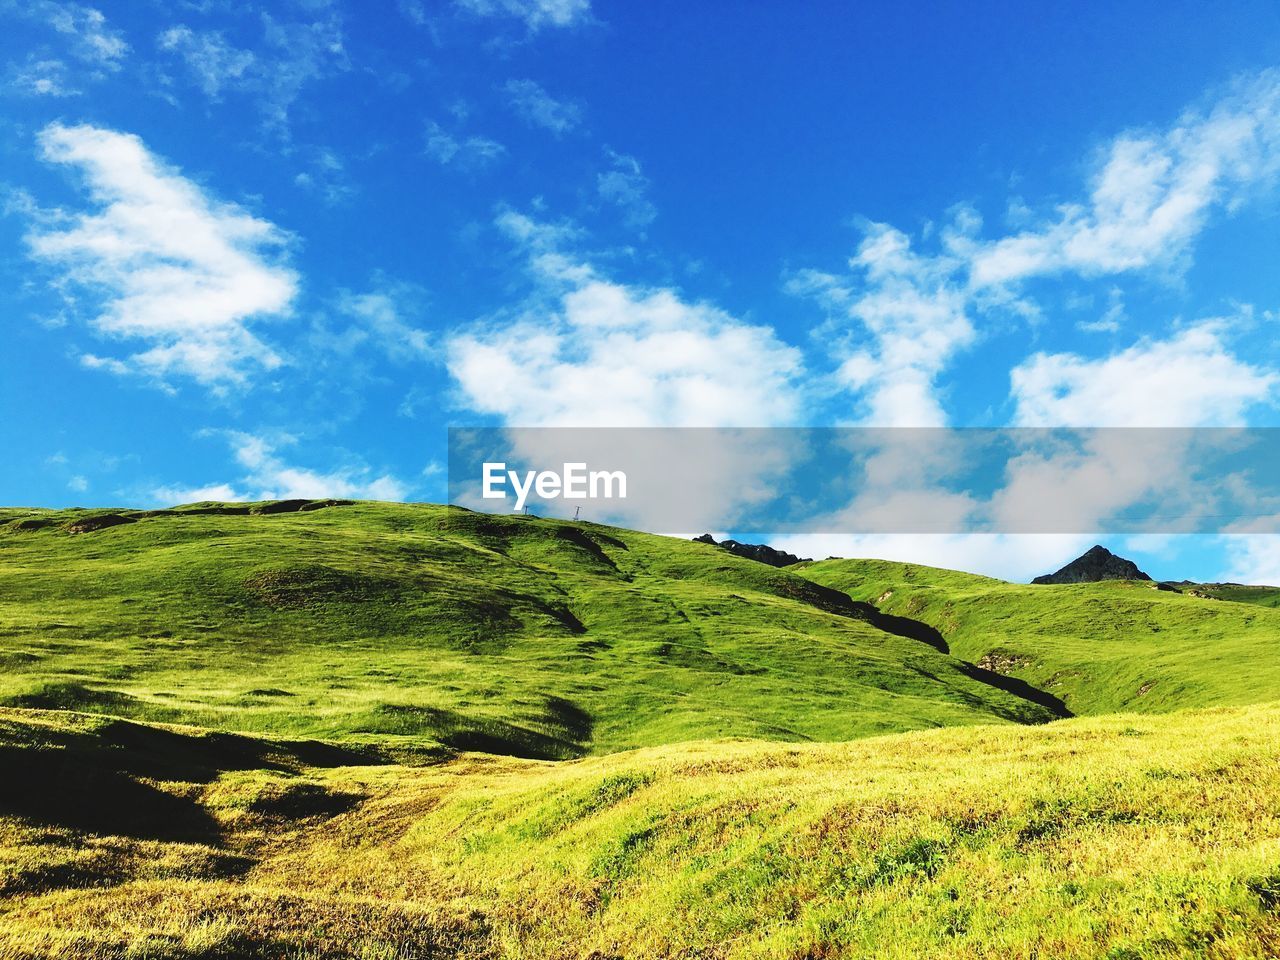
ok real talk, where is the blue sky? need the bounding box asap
[4,0,1280,581]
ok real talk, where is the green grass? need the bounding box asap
[801,557,1280,717]
[4,500,1280,958]
[1,703,1279,958]
[0,501,1061,757]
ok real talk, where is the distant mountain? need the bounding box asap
[1031,545,1152,585]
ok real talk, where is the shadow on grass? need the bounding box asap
[0,745,222,842]
[958,662,1073,719]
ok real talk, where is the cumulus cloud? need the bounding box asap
[1010,322,1277,428]
[791,220,975,426]
[793,70,1280,428]
[25,122,298,390]
[503,79,581,135]
[1223,535,1280,585]
[447,215,804,427]
[152,432,407,506]
[456,0,591,31]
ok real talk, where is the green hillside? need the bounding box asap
[5,501,1280,959]
[0,501,1058,759]
[801,557,1280,717]
[2,702,1279,959]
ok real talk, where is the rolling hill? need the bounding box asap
[0,501,1061,759]
[3,500,1280,959]
[800,557,1280,718]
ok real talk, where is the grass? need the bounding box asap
[0,501,1062,757]
[801,557,1280,717]
[1,702,1279,958]
[3,500,1280,957]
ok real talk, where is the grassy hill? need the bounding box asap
[1,702,1279,959]
[4,500,1280,958]
[0,501,1058,759]
[801,557,1280,718]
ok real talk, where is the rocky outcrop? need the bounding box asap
[692,534,809,568]
[1032,545,1152,584]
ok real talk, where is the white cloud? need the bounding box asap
[791,220,975,426]
[10,58,78,97]
[970,70,1280,288]
[1011,322,1277,428]
[456,0,591,31]
[293,148,354,205]
[1222,535,1280,585]
[155,15,346,136]
[337,289,433,361]
[151,482,245,504]
[45,2,127,70]
[792,71,1280,429]
[424,120,505,169]
[597,150,656,229]
[26,122,298,390]
[768,532,1097,584]
[448,215,804,427]
[157,26,255,99]
[153,432,408,506]
[503,78,581,135]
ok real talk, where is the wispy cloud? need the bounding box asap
[336,288,433,362]
[8,57,78,97]
[424,120,506,170]
[456,0,591,32]
[151,431,407,505]
[43,2,127,70]
[969,71,1280,288]
[25,123,298,391]
[156,26,255,99]
[293,147,355,205]
[503,78,581,135]
[155,13,347,137]
[597,149,656,229]
[3,2,126,94]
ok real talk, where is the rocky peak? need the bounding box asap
[1031,545,1152,585]
[693,534,809,568]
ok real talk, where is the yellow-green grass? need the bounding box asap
[2,703,1280,958]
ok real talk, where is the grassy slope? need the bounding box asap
[0,502,1056,758]
[2,704,1279,959]
[800,558,1280,717]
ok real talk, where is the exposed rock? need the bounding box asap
[1031,545,1152,584]
[693,534,809,568]
[63,514,136,534]
[977,650,1032,674]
